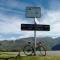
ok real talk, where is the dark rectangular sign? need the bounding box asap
[21,24,50,31]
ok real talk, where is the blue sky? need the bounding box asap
[0,0,60,40]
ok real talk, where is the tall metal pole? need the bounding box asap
[34,17,36,55]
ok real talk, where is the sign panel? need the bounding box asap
[25,7,41,18]
[21,24,50,31]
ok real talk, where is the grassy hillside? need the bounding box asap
[0,37,60,51]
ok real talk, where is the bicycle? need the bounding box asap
[23,41,47,56]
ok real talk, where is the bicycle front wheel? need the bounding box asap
[23,45,33,56]
[37,46,46,56]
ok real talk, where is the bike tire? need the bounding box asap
[23,45,33,56]
[37,46,46,56]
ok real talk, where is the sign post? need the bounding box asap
[26,7,41,55]
[21,7,50,55]
[34,18,36,55]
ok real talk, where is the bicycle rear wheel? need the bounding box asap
[23,45,33,56]
[37,46,46,56]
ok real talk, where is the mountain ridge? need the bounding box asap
[0,37,60,51]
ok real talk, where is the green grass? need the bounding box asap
[0,52,60,60]
[16,56,60,60]
[0,56,60,60]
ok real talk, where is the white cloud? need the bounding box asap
[36,10,60,38]
[0,14,30,34]
[0,13,34,40]
[18,31,34,39]
[52,22,60,33]
[1,10,60,39]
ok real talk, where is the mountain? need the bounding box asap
[0,37,60,51]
